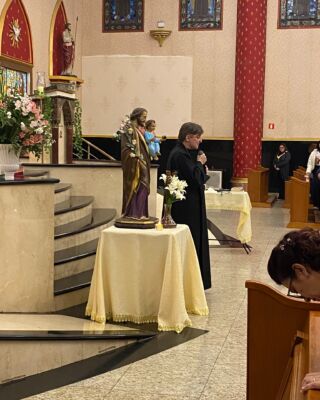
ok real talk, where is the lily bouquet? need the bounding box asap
[0,90,52,159]
[160,171,188,204]
[160,171,188,228]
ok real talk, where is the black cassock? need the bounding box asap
[167,143,211,289]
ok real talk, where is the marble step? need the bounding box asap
[54,196,94,228]
[54,209,115,252]
[54,287,90,311]
[55,196,94,215]
[55,208,116,239]
[54,238,98,266]
[23,168,49,178]
[54,183,72,206]
[55,254,96,280]
[0,314,154,386]
[54,270,93,296]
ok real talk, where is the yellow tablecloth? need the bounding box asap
[86,224,208,333]
[205,190,252,244]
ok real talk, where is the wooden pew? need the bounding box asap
[247,166,276,207]
[287,177,320,228]
[297,166,306,174]
[284,179,292,208]
[293,170,306,180]
[284,167,307,209]
[246,280,320,400]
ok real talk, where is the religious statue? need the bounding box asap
[61,22,75,76]
[115,107,158,229]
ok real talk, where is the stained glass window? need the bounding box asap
[279,0,320,27]
[0,66,29,95]
[179,0,222,30]
[103,0,144,32]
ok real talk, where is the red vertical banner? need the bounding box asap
[233,0,267,180]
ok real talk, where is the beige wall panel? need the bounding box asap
[82,55,192,137]
[264,1,320,139]
[81,0,237,138]
[0,184,54,312]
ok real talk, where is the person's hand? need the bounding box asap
[205,165,209,174]
[197,153,207,165]
[301,372,320,392]
[305,173,310,182]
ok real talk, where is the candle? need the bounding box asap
[155,223,163,231]
[157,21,165,28]
[37,86,44,95]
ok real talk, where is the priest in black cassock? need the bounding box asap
[167,122,211,289]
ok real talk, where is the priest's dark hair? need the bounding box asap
[267,228,320,285]
[178,122,203,143]
[130,107,147,121]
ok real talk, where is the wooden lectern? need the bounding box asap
[247,166,275,207]
[246,281,320,400]
[284,167,307,209]
[287,177,312,228]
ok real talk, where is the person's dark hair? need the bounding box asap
[178,122,203,143]
[146,120,155,130]
[316,141,320,151]
[277,143,287,155]
[130,108,147,121]
[267,228,320,285]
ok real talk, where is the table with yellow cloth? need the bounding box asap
[85,224,209,333]
[205,190,252,244]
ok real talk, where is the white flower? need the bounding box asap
[35,127,44,134]
[162,173,187,204]
[132,139,137,145]
[30,120,38,128]
[174,191,185,201]
[20,122,26,131]
[15,100,21,109]
[129,152,136,158]
[7,111,11,118]
[160,173,167,182]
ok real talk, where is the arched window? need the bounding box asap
[279,0,320,27]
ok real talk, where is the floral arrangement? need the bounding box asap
[160,171,187,228]
[160,171,188,204]
[0,90,53,159]
[113,115,131,142]
[114,115,141,159]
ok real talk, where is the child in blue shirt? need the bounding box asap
[144,119,161,160]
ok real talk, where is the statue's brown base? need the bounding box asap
[115,216,158,229]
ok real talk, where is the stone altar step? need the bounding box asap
[54,182,72,205]
[54,196,94,228]
[54,269,93,296]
